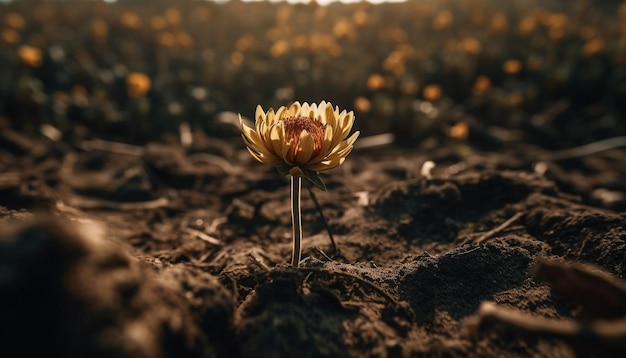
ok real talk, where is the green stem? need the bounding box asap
[290,175,302,268]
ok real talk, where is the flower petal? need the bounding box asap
[325,130,359,158]
[242,133,279,161]
[308,156,345,171]
[311,125,335,162]
[275,105,287,121]
[324,102,335,126]
[318,151,347,168]
[282,139,295,165]
[269,124,284,157]
[255,115,266,140]
[295,131,315,164]
[286,102,301,118]
[241,121,263,147]
[339,111,355,137]
[246,146,281,165]
[255,105,266,123]
[330,111,355,149]
[334,143,354,158]
[344,130,360,146]
[265,108,277,125]
[258,119,270,145]
[246,147,265,163]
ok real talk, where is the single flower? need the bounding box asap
[126,72,152,98]
[240,101,359,190]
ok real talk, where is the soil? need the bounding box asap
[2,1,626,357]
[1,127,626,357]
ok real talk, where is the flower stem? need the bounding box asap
[290,175,302,268]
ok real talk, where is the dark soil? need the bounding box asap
[2,1,626,357]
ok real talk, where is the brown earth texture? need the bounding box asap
[2,1,626,357]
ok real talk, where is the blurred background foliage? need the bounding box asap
[1,0,625,148]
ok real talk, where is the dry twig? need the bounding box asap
[298,267,400,307]
[469,258,626,356]
[183,227,223,246]
[475,212,524,244]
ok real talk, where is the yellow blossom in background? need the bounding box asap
[448,122,469,139]
[461,37,482,54]
[236,34,255,52]
[230,51,244,65]
[423,84,443,101]
[433,9,453,30]
[545,12,568,41]
[126,72,151,98]
[333,18,355,39]
[1,28,20,45]
[366,73,386,91]
[165,8,181,26]
[270,40,289,58]
[156,32,176,48]
[352,10,369,26]
[582,38,604,57]
[401,80,419,95]
[91,19,109,39]
[472,75,492,95]
[354,97,372,113]
[518,16,537,35]
[489,13,508,34]
[240,101,359,189]
[18,45,42,67]
[176,31,194,49]
[120,11,142,29]
[5,13,26,30]
[503,59,522,74]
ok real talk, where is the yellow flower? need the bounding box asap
[240,101,359,186]
[18,45,42,68]
[126,72,151,98]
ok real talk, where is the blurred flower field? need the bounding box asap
[2,0,626,148]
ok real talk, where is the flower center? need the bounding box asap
[283,116,326,161]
